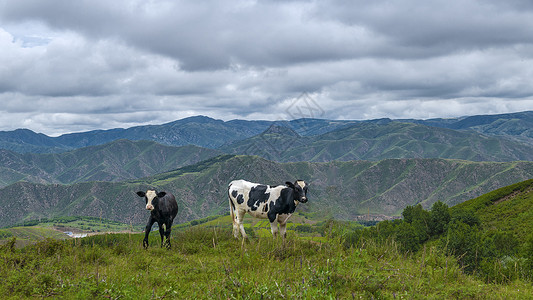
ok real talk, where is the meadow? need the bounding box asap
[1,223,532,299]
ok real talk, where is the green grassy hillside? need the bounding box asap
[2,180,533,297]
[0,226,68,248]
[452,179,533,241]
[344,179,533,283]
[1,226,532,299]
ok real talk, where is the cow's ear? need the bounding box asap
[136,191,145,197]
[285,181,295,188]
[157,192,167,198]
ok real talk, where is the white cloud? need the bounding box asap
[0,0,532,136]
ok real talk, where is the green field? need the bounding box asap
[0,216,141,248]
[2,226,532,299]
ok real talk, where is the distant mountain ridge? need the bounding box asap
[220,121,533,162]
[405,111,533,145]
[1,111,532,154]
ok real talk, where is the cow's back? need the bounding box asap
[159,193,178,218]
[229,179,257,191]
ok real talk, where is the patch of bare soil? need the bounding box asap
[493,186,533,206]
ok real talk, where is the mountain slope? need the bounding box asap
[0,140,222,187]
[452,178,533,240]
[2,155,533,228]
[221,121,533,162]
[0,129,71,153]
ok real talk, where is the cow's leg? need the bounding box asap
[158,222,165,248]
[279,221,288,238]
[230,197,239,238]
[278,214,292,239]
[164,220,173,249]
[232,212,240,238]
[144,216,155,249]
[269,219,279,237]
[235,210,247,239]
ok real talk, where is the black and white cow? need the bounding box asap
[228,179,308,239]
[136,190,178,249]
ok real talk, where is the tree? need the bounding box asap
[402,204,430,243]
[442,220,482,273]
[429,201,451,236]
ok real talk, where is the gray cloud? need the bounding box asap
[0,0,532,136]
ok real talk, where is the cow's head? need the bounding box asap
[136,190,166,211]
[285,180,308,203]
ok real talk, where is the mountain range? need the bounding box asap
[0,111,532,228]
[1,111,532,154]
[220,121,533,162]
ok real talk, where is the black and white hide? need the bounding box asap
[228,179,309,239]
[136,190,178,249]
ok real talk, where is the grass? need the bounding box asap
[0,226,69,248]
[1,226,532,299]
[453,179,533,240]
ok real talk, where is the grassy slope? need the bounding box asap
[1,227,532,299]
[452,179,533,240]
[0,216,142,248]
[0,227,69,248]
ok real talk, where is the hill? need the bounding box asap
[220,121,533,162]
[0,139,221,188]
[340,178,533,283]
[452,178,533,240]
[1,155,533,228]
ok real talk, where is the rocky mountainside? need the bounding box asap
[2,155,533,228]
[0,140,221,188]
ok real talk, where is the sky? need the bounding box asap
[1,0,533,136]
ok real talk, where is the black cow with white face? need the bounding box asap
[228,179,309,238]
[136,190,178,249]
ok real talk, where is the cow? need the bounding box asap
[136,190,178,249]
[228,179,309,239]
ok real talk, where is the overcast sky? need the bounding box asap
[1,0,533,136]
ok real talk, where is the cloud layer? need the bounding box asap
[0,0,532,135]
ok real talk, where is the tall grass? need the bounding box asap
[0,227,532,299]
